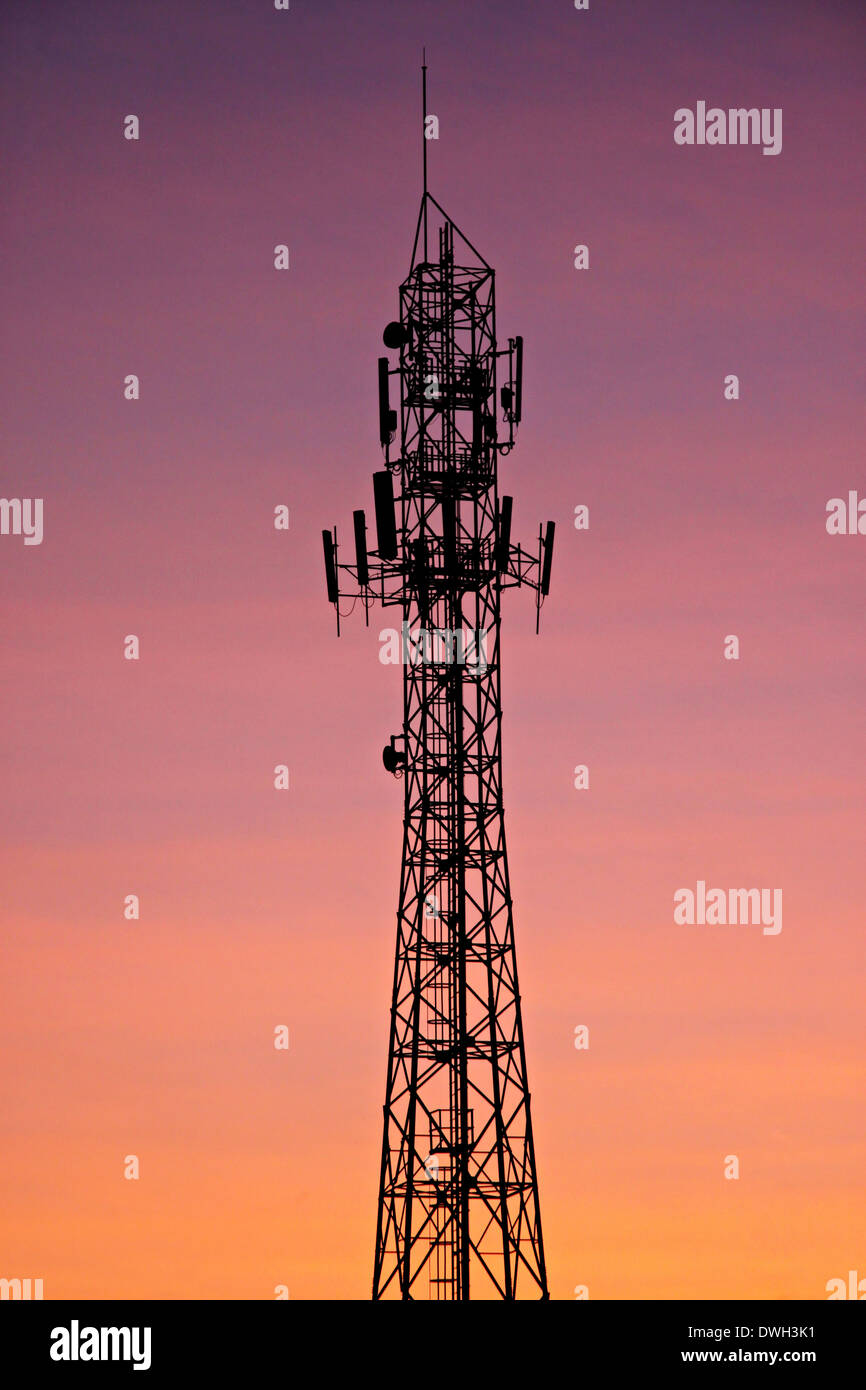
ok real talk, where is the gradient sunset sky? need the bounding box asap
[1,0,864,1299]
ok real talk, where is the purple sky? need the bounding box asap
[1,0,864,1298]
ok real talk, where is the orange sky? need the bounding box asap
[1,0,864,1299]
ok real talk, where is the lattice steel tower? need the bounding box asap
[322,65,554,1300]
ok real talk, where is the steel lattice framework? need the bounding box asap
[323,184,554,1300]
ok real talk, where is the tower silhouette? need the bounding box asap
[322,66,554,1300]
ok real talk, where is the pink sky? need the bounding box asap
[1,0,864,1297]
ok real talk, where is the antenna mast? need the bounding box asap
[322,73,555,1300]
[422,48,428,261]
